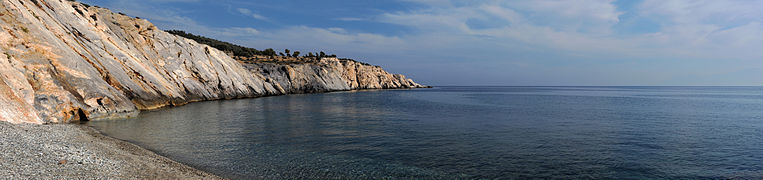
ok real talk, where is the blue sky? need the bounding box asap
[80,0,763,86]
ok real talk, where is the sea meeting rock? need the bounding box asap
[0,0,425,124]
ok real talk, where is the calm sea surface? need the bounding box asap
[88,86,763,179]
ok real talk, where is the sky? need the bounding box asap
[79,0,763,86]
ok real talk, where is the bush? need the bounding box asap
[166,30,271,57]
[166,30,342,61]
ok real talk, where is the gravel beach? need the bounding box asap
[0,121,221,179]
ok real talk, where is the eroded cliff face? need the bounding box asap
[0,0,425,124]
[245,58,426,94]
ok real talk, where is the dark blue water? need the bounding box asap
[88,87,763,179]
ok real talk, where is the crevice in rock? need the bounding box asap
[76,108,88,121]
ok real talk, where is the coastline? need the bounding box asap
[0,0,430,178]
[0,121,221,179]
[1,87,427,178]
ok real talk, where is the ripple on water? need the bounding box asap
[90,87,763,179]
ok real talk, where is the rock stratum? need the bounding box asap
[0,0,426,124]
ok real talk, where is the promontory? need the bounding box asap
[0,0,426,124]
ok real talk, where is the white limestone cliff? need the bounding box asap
[0,0,426,124]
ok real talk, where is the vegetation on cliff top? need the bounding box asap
[166,30,275,57]
[165,30,354,64]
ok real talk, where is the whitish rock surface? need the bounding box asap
[246,58,426,94]
[0,0,425,124]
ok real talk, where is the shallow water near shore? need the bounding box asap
[88,86,763,179]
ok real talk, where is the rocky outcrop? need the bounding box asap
[0,0,425,124]
[245,58,426,94]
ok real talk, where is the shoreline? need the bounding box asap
[0,121,221,179]
[2,87,429,178]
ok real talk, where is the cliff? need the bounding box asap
[0,0,425,124]
[245,58,425,94]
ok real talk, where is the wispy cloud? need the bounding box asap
[97,0,215,33]
[81,0,763,85]
[251,13,268,21]
[236,8,251,15]
[221,27,260,37]
[236,8,268,21]
[379,0,763,61]
[334,17,365,21]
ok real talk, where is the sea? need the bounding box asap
[87,86,763,179]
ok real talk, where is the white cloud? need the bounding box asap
[221,27,260,37]
[236,8,268,21]
[88,0,763,85]
[251,13,268,21]
[100,0,216,33]
[335,17,365,21]
[236,8,251,15]
[512,0,622,23]
[377,0,763,61]
[639,0,763,25]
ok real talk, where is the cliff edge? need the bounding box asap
[0,0,426,124]
[245,58,425,94]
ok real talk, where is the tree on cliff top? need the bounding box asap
[262,48,276,56]
[166,30,343,60]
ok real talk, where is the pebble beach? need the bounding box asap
[0,122,221,179]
